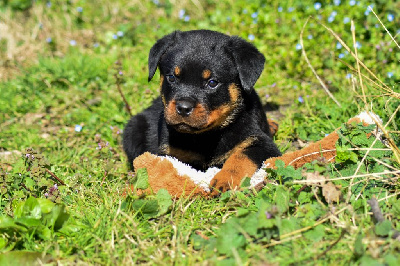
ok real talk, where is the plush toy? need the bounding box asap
[129,112,382,198]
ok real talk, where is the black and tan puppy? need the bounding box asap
[123,30,281,195]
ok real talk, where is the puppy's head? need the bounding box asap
[148,30,265,133]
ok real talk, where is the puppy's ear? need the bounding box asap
[226,36,265,92]
[148,31,179,82]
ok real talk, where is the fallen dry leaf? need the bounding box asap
[322,182,341,203]
[304,171,327,185]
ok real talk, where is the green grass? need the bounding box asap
[1,0,400,264]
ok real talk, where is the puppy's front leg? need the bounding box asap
[210,148,258,196]
[209,137,281,196]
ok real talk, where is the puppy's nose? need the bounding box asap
[176,97,196,117]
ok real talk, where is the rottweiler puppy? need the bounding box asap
[123,30,281,195]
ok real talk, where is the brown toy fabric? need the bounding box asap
[130,112,381,198]
[263,116,374,169]
[133,152,208,197]
[263,132,338,169]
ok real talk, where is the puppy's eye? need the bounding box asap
[166,75,176,83]
[207,79,219,89]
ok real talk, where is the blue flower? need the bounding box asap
[278,6,283,12]
[226,16,231,21]
[69,40,77,46]
[364,10,370,16]
[288,7,294,12]
[184,15,190,22]
[296,43,302,50]
[356,41,361,49]
[343,17,350,24]
[336,42,342,49]
[243,9,248,14]
[388,72,394,78]
[339,53,345,58]
[328,16,335,23]
[251,12,258,18]
[298,96,304,103]
[112,34,118,40]
[152,0,160,5]
[77,7,83,12]
[331,11,337,17]
[117,31,124,37]
[308,34,313,39]
[349,0,356,6]
[179,9,185,19]
[248,34,255,41]
[346,73,352,79]
[46,37,52,43]
[314,2,322,10]
[334,0,341,5]
[75,125,82,132]
[388,14,394,22]
[46,1,51,8]
[93,43,99,48]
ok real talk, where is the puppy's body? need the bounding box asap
[123,30,281,194]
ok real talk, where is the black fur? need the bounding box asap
[123,30,281,173]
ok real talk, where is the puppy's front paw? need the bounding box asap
[209,170,240,197]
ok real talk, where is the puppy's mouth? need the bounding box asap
[170,123,204,133]
[164,100,239,133]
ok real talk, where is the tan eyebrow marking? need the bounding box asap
[174,66,181,76]
[202,69,212,79]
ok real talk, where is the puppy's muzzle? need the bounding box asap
[175,97,196,117]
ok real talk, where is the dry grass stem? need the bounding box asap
[294,170,400,184]
[300,17,341,107]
